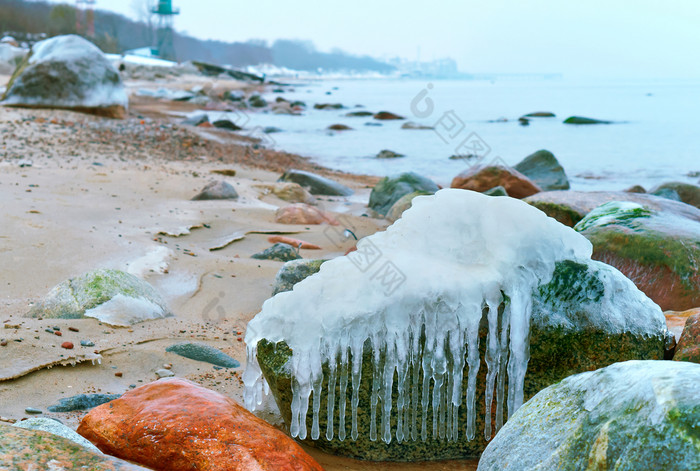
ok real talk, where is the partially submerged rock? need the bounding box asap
[0,423,146,470]
[374,111,405,120]
[522,111,555,118]
[28,268,171,326]
[191,180,239,200]
[513,149,570,191]
[401,121,433,130]
[574,201,700,311]
[77,378,323,471]
[328,123,353,131]
[166,342,240,368]
[477,360,700,471]
[272,259,327,296]
[376,149,404,159]
[244,190,667,461]
[451,165,541,198]
[13,417,101,453]
[252,243,301,262]
[212,119,242,131]
[279,169,354,196]
[2,35,127,118]
[563,116,613,125]
[650,181,700,209]
[369,172,439,216]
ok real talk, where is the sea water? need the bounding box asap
[243,77,700,191]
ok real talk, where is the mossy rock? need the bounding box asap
[574,201,700,311]
[272,259,327,296]
[27,268,170,322]
[255,260,667,461]
[477,360,700,470]
[369,173,438,216]
[650,181,700,209]
[386,191,432,222]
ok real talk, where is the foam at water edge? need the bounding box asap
[244,189,594,443]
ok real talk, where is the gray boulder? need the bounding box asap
[368,172,439,216]
[477,360,700,471]
[514,150,570,190]
[272,259,327,296]
[166,342,240,368]
[2,35,127,118]
[48,393,120,412]
[278,169,353,196]
[191,180,239,200]
[650,181,700,209]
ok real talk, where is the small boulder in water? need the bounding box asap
[327,123,352,131]
[513,149,570,191]
[521,111,555,118]
[376,149,404,159]
[1,35,127,118]
[373,110,405,120]
[563,116,613,124]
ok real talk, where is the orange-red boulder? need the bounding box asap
[77,378,323,471]
[674,309,700,363]
[275,203,339,225]
[451,165,541,198]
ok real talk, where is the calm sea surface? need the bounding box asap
[245,78,700,191]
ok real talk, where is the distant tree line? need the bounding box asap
[0,0,395,72]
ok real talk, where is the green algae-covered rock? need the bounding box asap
[0,423,147,470]
[255,259,668,461]
[369,172,438,216]
[13,417,101,453]
[385,191,432,222]
[650,181,700,209]
[477,360,700,471]
[271,259,327,296]
[28,268,170,325]
[483,186,508,197]
[252,243,301,263]
[166,342,240,368]
[513,150,570,191]
[574,201,700,312]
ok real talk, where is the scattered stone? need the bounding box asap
[212,119,242,131]
[328,124,353,131]
[376,149,404,159]
[222,89,244,101]
[166,342,240,368]
[563,116,613,124]
[385,191,432,222]
[401,121,433,130]
[649,181,700,209]
[574,201,700,311]
[483,185,508,196]
[0,340,7,347]
[24,407,42,414]
[77,378,323,471]
[373,111,405,120]
[518,117,530,126]
[191,180,239,200]
[272,259,327,296]
[61,341,74,349]
[68,326,79,332]
[478,361,700,471]
[182,113,209,126]
[513,149,570,190]
[263,126,282,134]
[314,103,343,110]
[624,184,646,193]
[255,182,315,204]
[369,172,439,216]
[155,368,175,378]
[365,122,382,126]
[451,164,541,198]
[521,111,556,118]
[275,203,339,225]
[674,310,700,363]
[211,169,237,177]
[0,423,147,470]
[80,340,95,347]
[2,35,127,118]
[345,110,373,117]
[13,417,100,453]
[115,372,123,377]
[48,393,120,412]
[248,95,267,108]
[251,243,301,263]
[278,169,353,196]
[27,268,171,326]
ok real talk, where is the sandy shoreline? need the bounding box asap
[0,72,480,469]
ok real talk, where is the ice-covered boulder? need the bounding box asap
[368,172,438,216]
[28,268,171,326]
[477,360,700,471]
[574,201,700,311]
[1,35,127,118]
[244,189,668,461]
[0,43,27,75]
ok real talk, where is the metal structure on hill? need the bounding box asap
[152,0,180,61]
[75,0,96,38]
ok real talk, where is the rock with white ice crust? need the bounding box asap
[0,43,27,75]
[477,360,700,471]
[1,35,127,118]
[28,268,171,326]
[243,189,668,461]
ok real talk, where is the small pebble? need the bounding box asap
[155,368,175,379]
[0,340,7,347]
[68,327,79,332]
[61,342,74,349]
[54,331,62,337]
[25,407,42,415]
[114,372,123,377]
[163,363,172,369]
[52,326,60,331]
[80,340,94,347]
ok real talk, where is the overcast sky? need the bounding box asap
[48,0,700,78]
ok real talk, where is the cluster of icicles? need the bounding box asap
[243,189,593,445]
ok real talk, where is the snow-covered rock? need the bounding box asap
[477,360,700,471]
[244,189,668,460]
[0,43,27,75]
[2,35,127,118]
